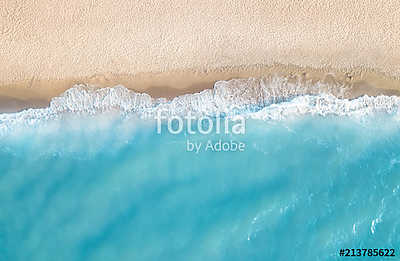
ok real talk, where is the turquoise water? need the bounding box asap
[1,81,400,260]
[1,114,400,260]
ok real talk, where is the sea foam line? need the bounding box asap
[0,76,400,134]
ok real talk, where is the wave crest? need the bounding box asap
[0,76,399,133]
[47,77,351,116]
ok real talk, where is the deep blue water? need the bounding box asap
[0,113,399,261]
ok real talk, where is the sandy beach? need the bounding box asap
[1,0,400,112]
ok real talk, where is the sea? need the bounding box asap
[0,77,399,260]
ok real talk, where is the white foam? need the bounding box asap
[0,77,399,134]
[249,94,400,121]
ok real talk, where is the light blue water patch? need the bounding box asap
[0,113,399,261]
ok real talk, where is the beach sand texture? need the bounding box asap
[1,0,400,111]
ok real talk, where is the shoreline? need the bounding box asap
[1,63,400,113]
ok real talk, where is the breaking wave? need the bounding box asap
[1,76,400,134]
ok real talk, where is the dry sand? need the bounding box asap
[1,0,400,112]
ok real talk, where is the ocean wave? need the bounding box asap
[0,76,399,134]
[249,94,400,121]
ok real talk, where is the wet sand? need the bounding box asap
[1,64,400,113]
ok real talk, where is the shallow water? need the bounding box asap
[1,79,400,260]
